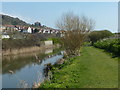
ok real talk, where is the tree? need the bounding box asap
[56,12,95,56]
[89,30,113,45]
[34,29,39,33]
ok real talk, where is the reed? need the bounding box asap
[2,45,56,56]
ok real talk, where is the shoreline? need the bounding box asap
[2,44,59,56]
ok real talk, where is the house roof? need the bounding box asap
[4,25,15,27]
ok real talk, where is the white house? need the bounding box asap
[2,34,10,39]
[43,29,50,34]
[27,27,32,33]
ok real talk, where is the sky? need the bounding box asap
[2,2,118,33]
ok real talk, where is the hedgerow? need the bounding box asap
[94,38,120,56]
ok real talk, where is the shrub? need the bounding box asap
[89,30,113,45]
[2,38,40,50]
[94,39,120,56]
[56,12,95,56]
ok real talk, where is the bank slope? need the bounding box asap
[41,46,118,88]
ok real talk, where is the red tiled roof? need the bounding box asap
[4,25,15,27]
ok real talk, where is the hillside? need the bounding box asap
[1,14,30,26]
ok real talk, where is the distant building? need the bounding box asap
[34,22,41,27]
[2,34,10,39]
[20,27,32,33]
[27,27,32,33]
[44,40,53,46]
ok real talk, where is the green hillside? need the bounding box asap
[1,14,30,26]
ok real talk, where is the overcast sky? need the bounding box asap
[2,2,118,33]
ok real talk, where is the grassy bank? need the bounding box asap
[40,46,118,88]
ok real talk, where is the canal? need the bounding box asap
[2,47,63,88]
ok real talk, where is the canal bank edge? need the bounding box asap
[2,44,60,56]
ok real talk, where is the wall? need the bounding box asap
[44,40,53,46]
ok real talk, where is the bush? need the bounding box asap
[2,38,40,50]
[61,30,85,56]
[94,39,120,56]
[89,30,113,45]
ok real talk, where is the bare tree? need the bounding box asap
[56,12,95,56]
[56,12,95,32]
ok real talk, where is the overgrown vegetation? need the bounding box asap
[60,30,85,56]
[2,38,40,50]
[94,38,120,57]
[2,34,53,51]
[88,30,113,45]
[2,30,61,51]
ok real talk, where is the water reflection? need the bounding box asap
[45,49,53,54]
[2,48,63,88]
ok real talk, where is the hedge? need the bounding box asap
[94,38,120,56]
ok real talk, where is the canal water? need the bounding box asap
[2,48,63,88]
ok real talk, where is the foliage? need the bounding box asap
[2,33,60,50]
[48,37,60,44]
[56,12,95,56]
[94,38,120,56]
[89,30,113,45]
[61,30,85,56]
[34,29,39,33]
[2,34,41,50]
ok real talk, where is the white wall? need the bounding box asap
[44,40,53,46]
[27,27,32,33]
[2,35,10,39]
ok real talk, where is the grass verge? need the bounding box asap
[40,46,118,88]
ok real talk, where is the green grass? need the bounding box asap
[40,46,118,88]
